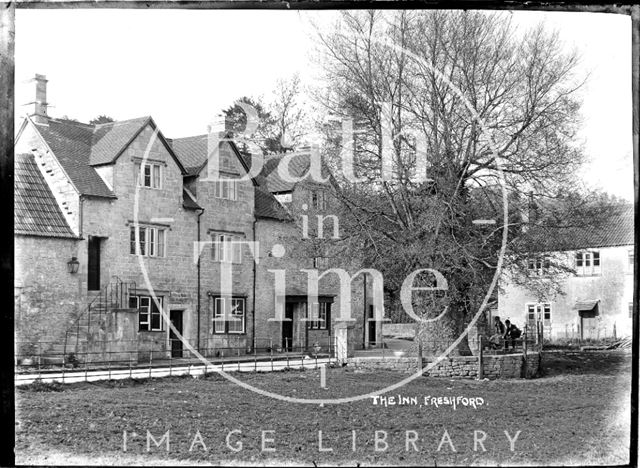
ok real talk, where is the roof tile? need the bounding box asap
[15,153,77,239]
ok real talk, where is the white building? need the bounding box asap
[499,205,634,341]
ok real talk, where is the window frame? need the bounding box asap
[575,251,601,276]
[135,162,163,189]
[527,255,550,276]
[212,233,242,264]
[130,294,164,332]
[130,225,166,258]
[308,302,331,330]
[525,302,552,327]
[310,189,326,210]
[212,296,246,334]
[213,178,238,201]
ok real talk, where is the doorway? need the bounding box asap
[88,236,101,291]
[579,306,598,340]
[170,310,184,358]
[368,305,377,346]
[282,303,294,351]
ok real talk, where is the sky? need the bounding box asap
[14,9,634,200]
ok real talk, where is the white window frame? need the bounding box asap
[212,233,242,264]
[526,302,552,328]
[130,295,164,332]
[136,162,163,189]
[575,250,601,276]
[212,297,245,334]
[130,225,166,257]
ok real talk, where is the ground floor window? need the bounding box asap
[526,303,551,329]
[130,295,164,331]
[308,302,331,330]
[212,297,245,334]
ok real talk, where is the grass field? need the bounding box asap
[15,351,632,466]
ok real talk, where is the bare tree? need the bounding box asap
[313,10,603,354]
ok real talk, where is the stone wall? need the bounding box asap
[14,235,83,356]
[348,352,542,379]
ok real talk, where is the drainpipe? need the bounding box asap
[252,218,257,352]
[196,208,205,353]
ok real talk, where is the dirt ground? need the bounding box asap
[15,350,632,466]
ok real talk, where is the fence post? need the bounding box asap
[477,335,483,380]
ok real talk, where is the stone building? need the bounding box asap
[498,205,635,340]
[14,75,368,363]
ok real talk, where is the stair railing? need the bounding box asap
[63,277,136,360]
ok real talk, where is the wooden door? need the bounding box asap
[282,303,294,351]
[580,308,598,340]
[88,236,101,291]
[368,305,377,346]
[170,310,183,358]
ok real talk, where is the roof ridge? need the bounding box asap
[50,117,93,128]
[93,115,150,130]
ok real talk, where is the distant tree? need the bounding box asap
[269,74,309,151]
[89,115,115,125]
[222,96,278,156]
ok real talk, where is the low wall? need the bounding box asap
[348,352,542,379]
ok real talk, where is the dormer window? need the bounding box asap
[135,162,162,189]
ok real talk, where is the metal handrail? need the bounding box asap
[62,278,136,359]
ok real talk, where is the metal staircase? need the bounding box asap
[63,276,136,361]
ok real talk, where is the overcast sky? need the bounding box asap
[14,9,634,200]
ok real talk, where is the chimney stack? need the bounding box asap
[29,74,49,125]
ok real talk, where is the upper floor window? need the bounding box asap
[575,251,600,276]
[212,297,245,334]
[527,256,550,276]
[130,225,166,257]
[310,189,326,210]
[213,179,237,201]
[308,302,331,330]
[212,233,242,264]
[129,295,164,332]
[628,249,634,273]
[135,162,162,189]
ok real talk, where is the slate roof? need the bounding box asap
[254,186,291,221]
[89,117,150,165]
[168,134,208,175]
[35,118,116,198]
[260,150,330,193]
[170,135,291,221]
[182,188,202,211]
[15,153,77,239]
[529,204,634,251]
[28,116,186,198]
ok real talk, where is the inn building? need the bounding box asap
[14,74,371,364]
